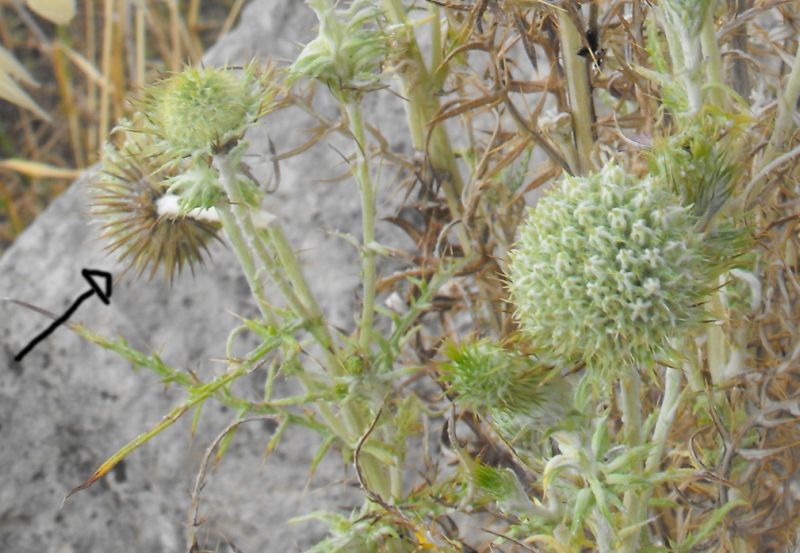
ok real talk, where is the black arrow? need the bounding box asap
[14,269,112,362]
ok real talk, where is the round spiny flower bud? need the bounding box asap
[440,340,565,419]
[145,64,273,156]
[507,164,710,372]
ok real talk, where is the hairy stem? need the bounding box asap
[700,4,725,109]
[645,367,682,473]
[344,101,378,354]
[660,6,704,115]
[764,42,800,161]
[619,367,644,553]
[380,0,472,255]
[214,201,275,325]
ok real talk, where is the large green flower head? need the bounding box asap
[507,164,712,372]
[142,63,274,157]
[291,0,386,100]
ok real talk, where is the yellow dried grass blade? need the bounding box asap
[220,0,246,37]
[56,43,114,92]
[0,72,50,121]
[0,159,80,179]
[0,45,38,86]
[52,44,85,168]
[26,0,76,25]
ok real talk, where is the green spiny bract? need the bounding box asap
[165,143,262,212]
[142,63,274,157]
[650,118,737,226]
[507,163,713,373]
[291,0,387,100]
[440,340,565,423]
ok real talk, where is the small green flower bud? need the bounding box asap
[165,163,226,211]
[440,340,563,421]
[291,0,386,99]
[507,164,712,372]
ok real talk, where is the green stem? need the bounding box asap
[260,225,341,366]
[379,0,472,256]
[683,352,705,393]
[627,367,683,549]
[215,153,340,367]
[215,202,275,325]
[619,366,643,553]
[214,150,395,505]
[344,101,378,354]
[764,42,800,161]
[557,9,594,174]
[706,290,728,386]
[660,6,703,115]
[699,4,725,109]
[645,367,682,473]
[620,367,643,447]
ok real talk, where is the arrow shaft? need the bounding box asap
[14,289,96,361]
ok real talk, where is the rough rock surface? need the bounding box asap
[0,2,411,551]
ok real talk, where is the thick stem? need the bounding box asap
[645,367,682,473]
[557,8,594,174]
[344,101,378,354]
[215,153,338,363]
[626,367,683,548]
[660,6,703,115]
[620,367,643,447]
[700,4,725,109]
[679,29,704,115]
[215,202,275,325]
[380,0,472,256]
[261,225,338,358]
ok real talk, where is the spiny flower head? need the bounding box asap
[507,164,712,372]
[291,0,386,100]
[142,63,275,157]
[90,140,220,281]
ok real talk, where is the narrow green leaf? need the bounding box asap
[308,434,336,485]
[680,499,748,550]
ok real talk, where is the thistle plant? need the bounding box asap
[64,1,800,552]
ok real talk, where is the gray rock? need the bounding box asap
[0,1,412,551]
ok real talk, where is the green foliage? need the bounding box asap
[650,117,737,226]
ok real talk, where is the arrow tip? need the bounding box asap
[81,269,113,305]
